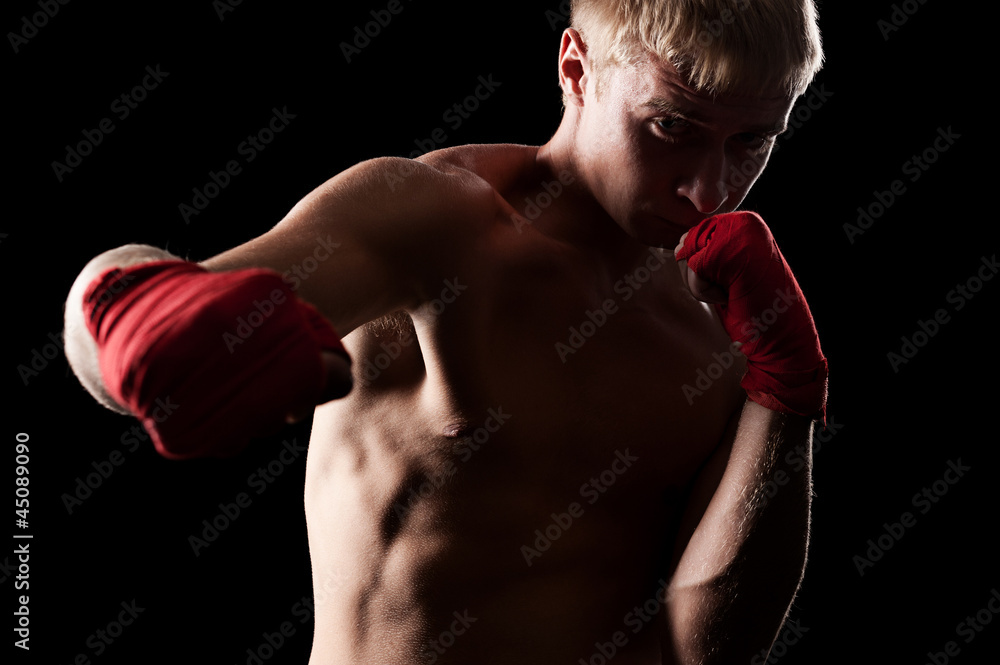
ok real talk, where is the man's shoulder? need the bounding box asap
[333,148,505,248]
[354,143,539,246]
[415,143,540,197]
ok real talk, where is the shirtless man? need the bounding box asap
[64,1,828,662]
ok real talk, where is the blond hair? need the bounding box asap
[570,0,823,99]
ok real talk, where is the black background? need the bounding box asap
[5,1,996,663]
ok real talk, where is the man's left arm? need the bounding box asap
[662,211,827,664]
[662,400,813,664]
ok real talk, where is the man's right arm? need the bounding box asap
[196,156,496,336]
[64,156,495,446]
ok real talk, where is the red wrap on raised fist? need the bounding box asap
[83,260,349,459]
[676,212,828,422]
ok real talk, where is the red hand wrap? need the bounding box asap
[676,212,828,422]
[83,260,348,459]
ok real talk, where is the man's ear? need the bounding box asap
[558,28,591,106]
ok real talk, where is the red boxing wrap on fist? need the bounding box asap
[83,260,349,459]
[676,212,828,422]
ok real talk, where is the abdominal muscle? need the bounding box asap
[303,410,675,665]
[300,312,741,663]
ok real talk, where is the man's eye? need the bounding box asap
[737,133,769,150]
[655,117,689,133]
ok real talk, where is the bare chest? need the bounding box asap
[342,231,746,493]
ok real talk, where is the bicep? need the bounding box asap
[200,156,493,336]
[200,219,403,339]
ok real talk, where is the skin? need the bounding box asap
[65,28,814,665]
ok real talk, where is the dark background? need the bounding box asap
[5,1,995,663]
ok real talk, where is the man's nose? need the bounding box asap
[676,150,729,215]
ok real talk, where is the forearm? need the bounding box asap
[64,244,181,414]
[664,400,813,664]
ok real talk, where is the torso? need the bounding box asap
[303,144,746,664]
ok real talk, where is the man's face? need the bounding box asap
[573,54,795,247]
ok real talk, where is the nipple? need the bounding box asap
[442,423,471,438]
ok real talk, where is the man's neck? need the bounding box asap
[530,122,655,266]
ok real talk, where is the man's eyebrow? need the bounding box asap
[755,122,788,137]
[642,96,787,136]
[745,121,787,137]
[642,96,699,119]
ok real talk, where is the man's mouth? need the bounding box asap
[654,215,696,234]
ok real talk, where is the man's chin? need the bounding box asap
[626,215,689,249]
